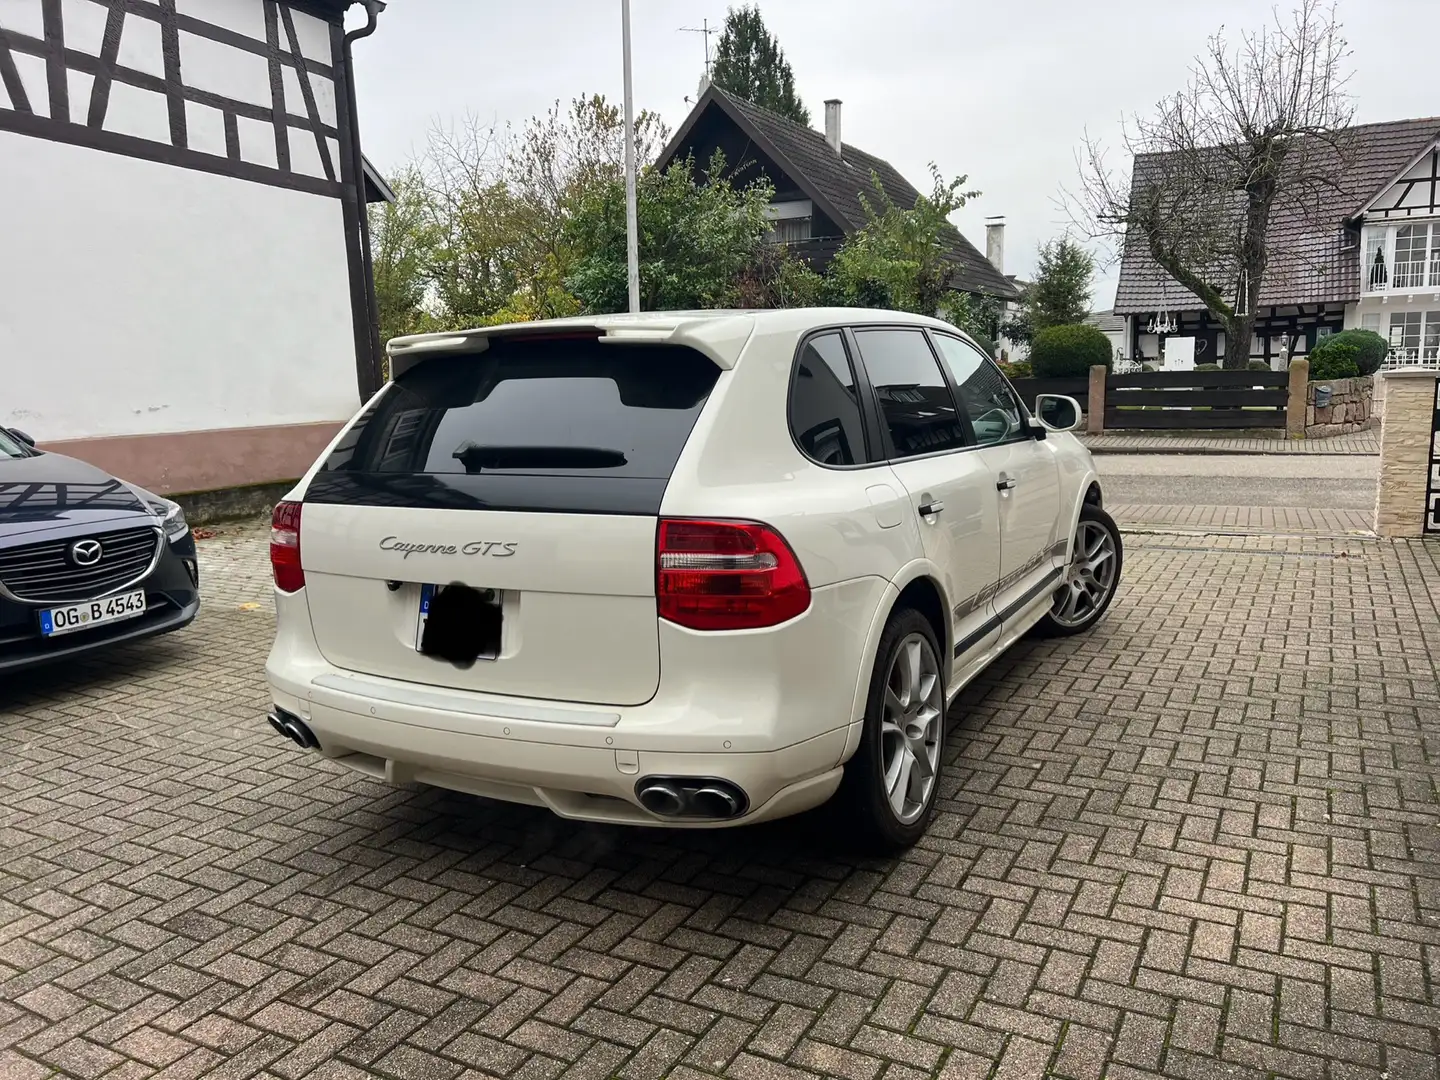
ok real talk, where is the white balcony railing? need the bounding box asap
[1383,347,1440,370]
[1367,258,1440,293]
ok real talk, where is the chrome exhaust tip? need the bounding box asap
[269,708,320,750]
[637,781,685,817]
[690,785,742,819]
[635,777,748,820]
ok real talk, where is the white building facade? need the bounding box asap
[0,0,386,493]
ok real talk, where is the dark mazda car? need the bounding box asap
[0,427,199,673]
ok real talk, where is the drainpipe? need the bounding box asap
[344,0,384,395]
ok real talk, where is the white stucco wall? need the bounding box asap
[0,132,359,441]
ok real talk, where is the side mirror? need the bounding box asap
[8,428,35,447]
[1034,395,1082,433]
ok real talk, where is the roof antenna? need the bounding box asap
[680,18,717,102]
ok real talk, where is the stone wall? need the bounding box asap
[1305,376,1375,438]
[1374,371,1440,538]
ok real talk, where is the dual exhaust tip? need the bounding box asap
[268,708,319,750]
[636,777,748,821]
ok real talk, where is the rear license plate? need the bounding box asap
[40,589,147,637]
[416,584,502,660]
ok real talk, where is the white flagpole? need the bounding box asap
[621,0,640,313]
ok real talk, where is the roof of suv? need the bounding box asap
[385,309,961,377]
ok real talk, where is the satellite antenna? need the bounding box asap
[680,18,718,102]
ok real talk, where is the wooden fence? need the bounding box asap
[1010,368,1294,432]
[1103,369,1289,430]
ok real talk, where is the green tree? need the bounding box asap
[369,165,439,347]
[827,165,980,315]
[711,5,809,124]
[1025,238,1095,330]
[563,151,775,313]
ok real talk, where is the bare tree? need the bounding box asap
[1076,1,1354,369]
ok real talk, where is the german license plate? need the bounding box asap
[40,589,147,637]
[415,584,501,657]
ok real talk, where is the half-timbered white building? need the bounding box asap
[1113,117,1440,371]
[0,0,390,494]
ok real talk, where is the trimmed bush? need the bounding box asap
[1322,329,1387,376]
[1029,324,1113,378]
[1308,342,1361,381]
[1194,363,1222,371]
[1247,360,1272,371]
[998,360,1032,380]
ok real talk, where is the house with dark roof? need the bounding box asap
[1113,117,1440,369]
[655,85,1018,303]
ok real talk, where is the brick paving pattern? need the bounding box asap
[2,522,1438,1080]
[1081,432,1379,455]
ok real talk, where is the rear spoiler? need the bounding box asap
[386,316,756,380]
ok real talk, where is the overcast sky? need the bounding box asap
[347,0,1440,309]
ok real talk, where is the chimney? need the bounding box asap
[985,216,1005,274]
[824,99,842,157]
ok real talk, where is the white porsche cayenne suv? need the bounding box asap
[265,309,1121,850]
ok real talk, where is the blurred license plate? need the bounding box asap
[40,590,147,636]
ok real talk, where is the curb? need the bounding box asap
[1083,445,1377,457]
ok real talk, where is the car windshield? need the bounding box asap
[0,430,28,458]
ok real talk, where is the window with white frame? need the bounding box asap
[1388,310,1440,361]
[1363,222,1440,292]
[1361,313,1381,333]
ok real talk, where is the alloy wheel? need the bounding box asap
[1050,519,1119,628]
[880,633,944,824]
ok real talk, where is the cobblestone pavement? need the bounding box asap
[1109,504,1376,535]
[2,523,1438,1080]
[1080,432,1379,455]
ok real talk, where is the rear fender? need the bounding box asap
[838,559,949,765]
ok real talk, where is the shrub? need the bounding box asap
[1323,329,1387,375]
[1247,360,1272,371]
[998,360,1032,380]
[1308,342,1361,381]
[1140,362,1155,372]
[1029,323,1112,378]
[1194,363,1222,371]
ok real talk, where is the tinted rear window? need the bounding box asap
[307,338,720,515]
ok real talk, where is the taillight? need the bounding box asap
[270,501,305,593]
[657,519,810,631]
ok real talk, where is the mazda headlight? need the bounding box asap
[152,498,190,541]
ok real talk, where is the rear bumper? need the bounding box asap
[280,690,845,826]
[264,577,887,826]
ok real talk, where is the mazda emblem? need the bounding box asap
[70,539,103,567]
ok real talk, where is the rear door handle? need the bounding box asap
[918,501,944,517]
[996,474,1016,491]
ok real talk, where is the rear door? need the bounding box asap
[849,327,1003,672]
[930,333,1064,633]
[298,336,721,706]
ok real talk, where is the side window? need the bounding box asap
[789,333,868,466]
[852,329,967,458]
[932,334,1025,447]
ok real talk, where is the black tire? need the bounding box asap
[1033,503,1123,639]
[836,607,946,853]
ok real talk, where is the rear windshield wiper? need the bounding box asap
[451,444,629,472]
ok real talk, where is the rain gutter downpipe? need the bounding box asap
[344,0,385,395]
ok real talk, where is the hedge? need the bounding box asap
[1029,324,1113,378]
